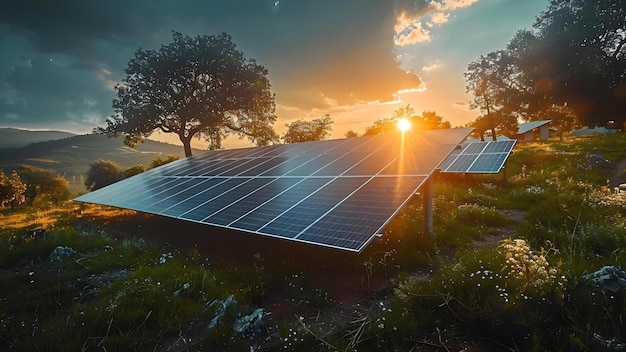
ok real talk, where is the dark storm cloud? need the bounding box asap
[0,0,429,130]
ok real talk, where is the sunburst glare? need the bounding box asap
[397,118,411,132]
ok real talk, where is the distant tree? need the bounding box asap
[97,31,278,157]
[465,52,512,140]
[364,117,396,136]
[150,155,179,169]
[282,115,333,143]
[0,170,26,208]
[123,165,146,178]
[414,111,451,130]
[85,160,124,191]
[14,166,69,205]
[364,105,451,135]
[344,130,360,138]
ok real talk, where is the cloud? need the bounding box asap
[393,0,479,46]
[453,101,471,110]
[394,19,432,45]
[439,0,479,11]
[0,0,429,131]
[422,60,444,72]
[428,12,450,26]
[0,55,114,130]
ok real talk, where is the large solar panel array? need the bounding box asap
[75,128,472,252]
[438,139,516,174]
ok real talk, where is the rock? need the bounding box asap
[581,266,626,295]
[233,308,266,334]
[588,154,610,168]
[49,246,77,262]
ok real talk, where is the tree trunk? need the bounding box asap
[180,134,193,157]
[491,128,497,141]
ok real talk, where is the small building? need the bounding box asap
[516,120,551,141]
[571,126,620,137]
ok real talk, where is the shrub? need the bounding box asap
[389,239,568,350]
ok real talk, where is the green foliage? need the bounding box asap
[123,164,145,178]
[467,0,626,129]
[14,165,70,204]
[150,155,179,169]
[0,170,26,208]
[389,241,569,350]
[0,226,269,350]
[85,159,124,191]
[282,114,333,143]
[364,105,451,135]
[98,31,278,156]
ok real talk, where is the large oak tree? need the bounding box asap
[98,32,278,157]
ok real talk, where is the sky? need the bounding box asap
[0,0,549,149]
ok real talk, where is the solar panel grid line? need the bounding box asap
[228,177,331,232]
[290,148,416,240]
[255,177,337,233]
[143,178,216,213]
[294,176,428,252]
[118,176,196,204]
[204,177,304,225]
[195,178,277,222]
[111,176,183,207]
[158,177,234,215]
[224,177,315,227]
[175,177,261,220]
[250,138,398,233]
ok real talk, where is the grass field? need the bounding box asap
[1,134,626,351]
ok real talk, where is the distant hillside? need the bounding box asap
[0,128,77,148]
[0,134,204,193]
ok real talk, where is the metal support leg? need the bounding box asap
[423,175,434,236]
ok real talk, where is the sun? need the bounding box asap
[397,118,411,132]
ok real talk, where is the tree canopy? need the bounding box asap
[364,105,451,135]
[0,170,26,208]
[97,31,278,157]
[15,166,69,204]
[85,160,125,191]
[465,0,626,131]
[282,115,333,143]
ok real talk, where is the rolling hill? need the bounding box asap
[0,133,204,193]
[0,128,77,148]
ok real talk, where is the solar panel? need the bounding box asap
[439,140,516,174]
[75,128,472,252]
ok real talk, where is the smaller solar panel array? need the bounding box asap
[438,140,516,174]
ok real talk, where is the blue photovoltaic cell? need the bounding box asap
[238,157,288,176]
[182,178,274,222]
[261,155,316,176]
[75,128,476,252]
[285,153,344,176]
[260,177,368,238]
[204,177,302,226]
[143,180,212,213]
[230,177,332,233]
[468,153,508,173]
[160,178,243,217]
[297,176,426,251]
[439,140,516,174]
[484,140,515,153]
[312,151,370,176]
[460,142,487,154]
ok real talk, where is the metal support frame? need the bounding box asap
[423,173,435,236]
